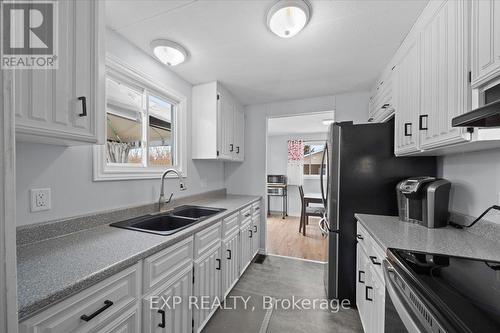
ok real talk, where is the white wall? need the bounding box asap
[439,149,500,224]
[267,132,327,216]
[15,29,225,226]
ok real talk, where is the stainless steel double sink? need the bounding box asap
[110,205,226,236]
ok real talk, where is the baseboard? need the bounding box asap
[266,253,327,264]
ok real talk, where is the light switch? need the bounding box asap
[30,188,51,212]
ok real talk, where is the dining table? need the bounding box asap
[304,192,323,206]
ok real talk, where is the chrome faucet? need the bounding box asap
[159,168,186,211]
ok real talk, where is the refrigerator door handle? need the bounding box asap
[320,142,329,210]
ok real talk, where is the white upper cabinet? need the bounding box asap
[12,0,105,145]
[471,0,500,87]
[418,0,470,150]
[394,36,421,155]
[192,81,245,162]
[368,65,395,123]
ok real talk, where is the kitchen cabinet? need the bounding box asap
[240,216,253,275]
[142,266,192,333]
[193,245,222,333]
[418,0,470,150]
[368,66,395,123]
[394,36,421,155]
[222,231,240,299]
[471,0,500,87]
[192,81,245,162]
[251,204,261,257]
[356,222,385,333]
[13,0,105,146]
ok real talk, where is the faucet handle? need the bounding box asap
[180,183,187,191]
[165,193,174,204]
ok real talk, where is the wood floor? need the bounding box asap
[267,215,327,262]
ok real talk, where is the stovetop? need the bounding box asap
[388,248,500,332]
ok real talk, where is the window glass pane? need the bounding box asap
[148,95,174,167]
[303,142,326,175]
[105,78,144,164]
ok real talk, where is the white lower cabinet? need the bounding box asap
[193,245,222,333]
[222,231,240,298]
[356,222,385,333]
[142,266,193,333]
[19,200,262,333]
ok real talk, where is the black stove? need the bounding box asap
[385,248,500,333]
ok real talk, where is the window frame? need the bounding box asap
[93,54,187,181]
[303,140,326,179]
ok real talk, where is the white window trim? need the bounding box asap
[93,54,187,181]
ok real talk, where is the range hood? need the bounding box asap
[452,99,500,127]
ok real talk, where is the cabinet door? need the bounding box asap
[142,267,192,333]
[394,37,421,155]
[239,221,253,274]
[233,107,245,161]
[472,0,500,85]
[222,232,240,298]
[371,266,386,333]
[419,0,470,150]
[14,0,101,145]
[193,246,222,333]
[356,245,370,332]
[218,92,234,159]
[251,212,260,257]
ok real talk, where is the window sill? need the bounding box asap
[303,175,323,180]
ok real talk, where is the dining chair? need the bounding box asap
[298,185,325,236]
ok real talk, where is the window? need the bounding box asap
[303,141,326,176]
[94,56,187,181]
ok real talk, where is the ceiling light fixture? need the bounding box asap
[322,119,335,125]
[150,39,188,66]
[266,0,311,38]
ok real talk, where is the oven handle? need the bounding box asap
[383,260,424,333]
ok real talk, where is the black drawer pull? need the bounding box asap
[366,286,373,302]
[255,206,260,211]
[356,234,364,240]
[244,213,251,217]
[249,230,253,238]
[216,258,221,270]
[229,144,234,152]
[254,225,257,233]
[381,103,390,109]
[369,256,381,266]
[158,309,166,328]
[80,300,113,322]
[419,115,428,130]
[236,146,240,154]
[404,123,412,137]
[358,270,365,284]
[227,249,232,260]
[78,96,87,117]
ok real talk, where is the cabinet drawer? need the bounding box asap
[19,264,140,333]
[252,201,261,213]
[241,205,252,219]
[356,222,371,252]
[222,212,239,239]
[368,239,385,283]
[143,236,193,294]
[96,305,140,333]
[194,221,222,258]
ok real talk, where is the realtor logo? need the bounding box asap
[1,0,58,69]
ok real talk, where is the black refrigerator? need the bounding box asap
[319,121,436,304]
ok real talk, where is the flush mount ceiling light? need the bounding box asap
[150,39,188,66]
[266,0,311,38]
[322,119,335,125]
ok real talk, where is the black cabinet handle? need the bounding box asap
[78,96,87,117]
[255,206,260,211]
[216,258,221,270]
[356,234,364,240]
[381,103,390,109]
[249,230,253,238]
[419,115,428,130]
[236,146,240,154]
[244,213,251,217]
[254,225,257,233]
[80,300,113,322]
[404,123,412,137]
[365,286,373,302]
[227,249,232,260]
[158,309,166,328]
[229,144,234,152]
[369,256,381,266]
[358,270,365,284]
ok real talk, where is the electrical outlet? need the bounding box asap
[30,188,51,212]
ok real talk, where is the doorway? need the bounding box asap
[265,112,332,262]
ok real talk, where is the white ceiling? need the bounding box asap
[106,0,428,105]
[268,112,334,136]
